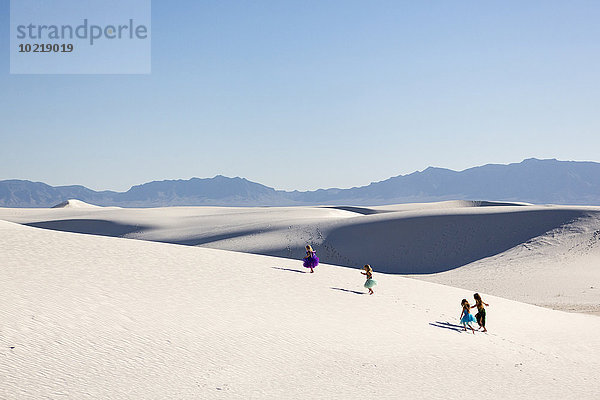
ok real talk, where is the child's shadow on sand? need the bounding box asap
[331,287,364,295]
[429,321,464,333]
[272,267,305,274]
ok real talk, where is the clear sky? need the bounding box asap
[1,0,599,191]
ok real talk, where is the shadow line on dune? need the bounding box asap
[429,321,464,333]
[324,206,389,215]
[474,201,529,207]
[331,287,364,295]
[165,229,268,246]
[24,219,149,237]
[272,267,305,274]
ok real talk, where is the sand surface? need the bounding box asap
[412,213,600,314]
[1,200,599,314]
[1,219,600,399]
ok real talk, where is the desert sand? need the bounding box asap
[2,201,600,398]
[1,200,599,312]
[1,219,600,399]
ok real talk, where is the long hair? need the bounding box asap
[474,293,482,307]
[461,299,470,310]
[306,245,314,252]
[363,264,373,273]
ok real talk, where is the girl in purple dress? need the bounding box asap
[302,245,319,273]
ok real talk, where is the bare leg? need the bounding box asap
[369,288,374,295]
[310,268,314,273]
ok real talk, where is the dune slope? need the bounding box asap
[1,202,594,275]
[1,220,600,399]
[414,213,600,314]
[2,202,599,314]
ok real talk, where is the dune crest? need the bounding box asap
[51,199,102,209]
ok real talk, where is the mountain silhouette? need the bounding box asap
[2,159,599,207]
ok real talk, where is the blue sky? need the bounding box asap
[1,0,599,191]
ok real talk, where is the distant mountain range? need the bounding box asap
[2,158,600,207]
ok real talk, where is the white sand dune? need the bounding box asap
[414,213,600,315]
[1,201,586,274]
[1,220,600,399]
[1,201,599,314]
[52,199,103,208]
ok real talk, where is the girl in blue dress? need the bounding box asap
[460,299,476,334]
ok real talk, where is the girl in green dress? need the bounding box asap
[473,293,489,332]
[361,264,377,295]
